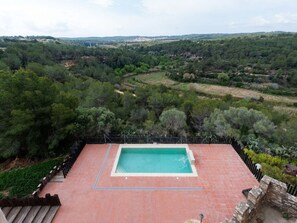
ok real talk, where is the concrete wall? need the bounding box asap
[223,175,297,223]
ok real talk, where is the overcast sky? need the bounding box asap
[1,0,297,37]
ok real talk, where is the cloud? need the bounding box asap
[274,13,297,24]
[141,0,236,15]
[248,13,297,28]
[0,0,297,36]
[250,16,271,27]
[89,0,113,7]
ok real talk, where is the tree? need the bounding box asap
[0,61,9,71]
[83,82,117,109]
[192,99,227,132]
[76,107,116,138]
[159,108,187,136]
[274,119,297,147]
[121,92,136,119]
[130,108,148,125]
[203,107,276,143]
[217,72,230,83]
[148,92,180,117]
[0,70,78,158]
[44,64,69,83]
[3,54,21,70]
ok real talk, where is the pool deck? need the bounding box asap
[40,144,259,223]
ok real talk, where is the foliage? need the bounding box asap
[217,72,230,82]
[203,107,276,144]
[0,70,78,158]
[148,91,180,117]
[269,144,297,163]
[159,108,187,136]
[143,34,297,93]
[0,37,297,162]
[76,107,117,138]
[274,119,297,147]
[82,82,118,109]
[244,149,297,185]
[0,157,64,198]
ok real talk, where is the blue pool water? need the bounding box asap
[115,148,192,173]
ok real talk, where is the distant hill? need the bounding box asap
[60,31,294,44]
[0,36,59,44]
[1,32,295,46]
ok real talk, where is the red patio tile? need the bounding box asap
[40,144,258,223]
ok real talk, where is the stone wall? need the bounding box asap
[261,176,297,218]
[223,175,297,223]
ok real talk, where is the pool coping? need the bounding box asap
[110,144,198,177]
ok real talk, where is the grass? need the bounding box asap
[0,157,64,198]
[134,72,176,86]
[189,83,297,104]
[126,72,297,106]
[273,106,297,117]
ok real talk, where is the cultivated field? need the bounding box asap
[126,72,297,105]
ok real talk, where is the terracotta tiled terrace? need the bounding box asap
[41,144,259,223]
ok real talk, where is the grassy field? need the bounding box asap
[126,72,297,105]
[0,157,64,198]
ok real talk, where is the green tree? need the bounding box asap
[44,65,69,83]
[0,70,78,158]
[3,54,21,70]
[148,92,180,117]
[203,107,276,143]
[130,108,148,125]
[83,82,117,110]
[0,61,9,71]
[159,108,187,136]
[76,107,116,138]
[274,119,297,147]
[121,92,136,118]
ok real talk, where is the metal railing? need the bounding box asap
[85,134,232,144]
[62,140,86,178]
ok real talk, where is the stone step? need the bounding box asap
[32,206,51,223]
[13,206,32,223]
[6,207,22,223]
[42,206,59,223]
[2,207,12,216]
[23,206,41,223]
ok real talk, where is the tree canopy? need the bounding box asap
[203,107,276,144]
[0,70,78,158]
[159,108,187,136]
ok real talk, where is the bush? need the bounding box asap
[0,157,64,198]
[244,149,297,185]
[261,163,297,185]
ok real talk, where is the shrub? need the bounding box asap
[244,149,297,185]
[0,157,64,198]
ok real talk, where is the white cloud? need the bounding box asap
[141,0,237,15]
[274,13,297,24]
[0,0,297,36]
[247,13,297,28]
[250,16,271,27]
[89,0,113,7]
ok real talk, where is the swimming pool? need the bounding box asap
[111,144,197,177]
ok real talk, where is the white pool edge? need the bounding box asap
[110,144,198,177]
